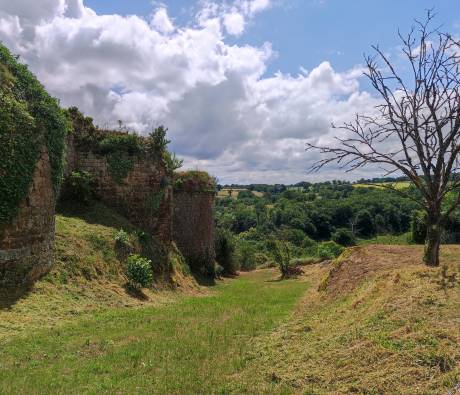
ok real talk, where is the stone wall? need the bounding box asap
[173,191,215,273]
[0,148,56,288]
[67,137,172,244]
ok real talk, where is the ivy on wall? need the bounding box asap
[68,108,182,185]
[144,188,166,217]
[0,45,68,225]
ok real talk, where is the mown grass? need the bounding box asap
[0,270,309,394]
[237,246,460,394]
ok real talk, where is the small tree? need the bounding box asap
[307,11,460,266]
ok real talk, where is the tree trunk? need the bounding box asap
[423,217,442,266]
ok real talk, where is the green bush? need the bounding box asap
[125,254,153,289]
[215,228,239,275]
[317,241,344,260]
[254,252,269,266]
[332,228,356,247]
[238,242,257,271]
[272,240,291,276]
[302,236,318,256]
[115,228,131,251]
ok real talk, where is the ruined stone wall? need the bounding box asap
[68,138,172,244]
[0,149,56,288]
[173,191,215,273]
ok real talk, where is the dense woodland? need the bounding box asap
[214,182,460,274]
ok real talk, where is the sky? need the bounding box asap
[1,0,460,184]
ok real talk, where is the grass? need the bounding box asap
[0,205,176,340]
[358,232,412,245]
[353,181,411,190]
[0,270,309,394]
[217,188,264,199]
[236,245,460,394]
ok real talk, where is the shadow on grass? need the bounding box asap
[56,199,138,232]
[191,271,217,287]
[124,284,150,301]
[0,284,34,310]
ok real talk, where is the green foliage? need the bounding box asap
[237,241,257,271]
[215,228,239,275]
[61,170,93,204]
[301,236,318,256]
[317,241,344,260]
[106,152,134,184]
[125,254,153,289]
[0,44,68,224]
[144,188,166,217]
[411,211,427,244]
[114,228,130,247]
[98,134,142,184]
[270,240,292,277]
[98,133,142,156]
[332,228,357,247]
[173,171,217,193]
[355,210,377,237]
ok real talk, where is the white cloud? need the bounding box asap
[223,12,245,36]
[151,7,175,34]
[0,0,375,183]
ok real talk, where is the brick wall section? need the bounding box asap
[173,191,215,272]
[0,148,55,288]
[68,142,172,244]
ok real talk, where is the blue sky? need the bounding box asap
[85,0,460,76]
[1,0,459,183]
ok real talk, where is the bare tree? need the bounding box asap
[306,11,460,266]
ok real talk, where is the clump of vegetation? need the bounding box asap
[332,228,356,247]
[237,241,257,271]
[174,171,217,193]
[270,239,303,278]
[0,44,68,225]
[125,254,153,289]
[114,228,132,258]
[215,228,239,275]
[317,241,344,260]
[60,170,94,205]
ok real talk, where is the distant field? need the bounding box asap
[217,188,264,198]
[353,181,411,190]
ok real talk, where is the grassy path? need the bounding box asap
[0,270,309,394]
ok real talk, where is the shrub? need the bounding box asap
[61,170,93,204]
[317,241,344,260]
[332,228,356,247]
[271,240,303,278]
[238,242,257,271]
[215,228,239,275]
[115,228,131,252]
[254,252,269,267]
[125,254,153,289]
[302,236,318,256]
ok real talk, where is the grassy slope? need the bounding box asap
[0,203,187,340]
[237,245,460,394]
[0,270,309,394]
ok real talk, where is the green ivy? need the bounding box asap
[144,188,166,216]
[0,44,68,225]
[106,152,135,184]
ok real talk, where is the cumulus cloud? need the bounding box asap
[0,0,376,183]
